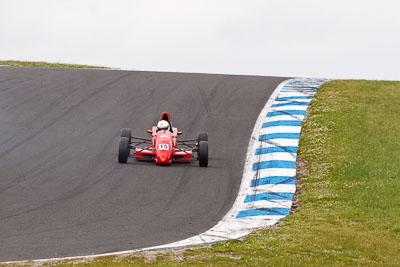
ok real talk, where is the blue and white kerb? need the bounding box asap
[236,78,329,220]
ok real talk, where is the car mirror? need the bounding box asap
[147,130,153,134]
[177,131,183,135]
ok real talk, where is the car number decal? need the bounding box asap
[159,144,169,150]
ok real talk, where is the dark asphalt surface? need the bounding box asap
[0,66,288,261]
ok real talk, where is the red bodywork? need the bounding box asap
[135,126,192,164]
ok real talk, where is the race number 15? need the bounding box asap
[159,144,169,150]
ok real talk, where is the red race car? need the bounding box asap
[118,112,208,167]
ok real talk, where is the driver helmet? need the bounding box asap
[157,120,169,131]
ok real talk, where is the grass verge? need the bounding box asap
[4,79,400,266]
[0,60,109,69]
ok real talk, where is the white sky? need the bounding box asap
[0,0,399,80]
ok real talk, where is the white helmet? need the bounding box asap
[157,120,169,131]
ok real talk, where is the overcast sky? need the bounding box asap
[0,0,399,80]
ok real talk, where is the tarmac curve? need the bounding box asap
[0,66,288,261]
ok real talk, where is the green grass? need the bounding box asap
[0,60,109,69]
[4,79,400,266]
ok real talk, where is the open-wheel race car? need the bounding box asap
[118,112,208,167]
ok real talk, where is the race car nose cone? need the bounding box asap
[157,156,170,164]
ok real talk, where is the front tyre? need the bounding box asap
[121,128,132,143]
[198,141,208,167]
[118,137,130,163]
[197,131,208,142]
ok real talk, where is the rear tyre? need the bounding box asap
[121,128,132,143]
[197,131,208,142]
[198,141,208,167]
[118,137,130,164]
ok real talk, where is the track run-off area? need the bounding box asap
[0,66,288,261]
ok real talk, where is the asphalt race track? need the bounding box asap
[0,66,288,261]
